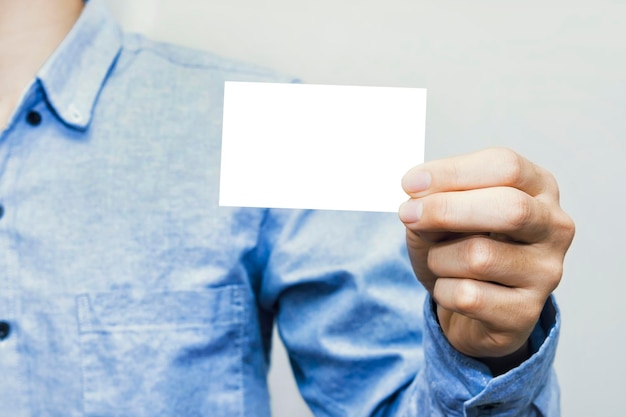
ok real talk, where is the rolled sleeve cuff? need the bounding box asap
[422,294,560,416]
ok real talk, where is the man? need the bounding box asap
[0,0,574,416]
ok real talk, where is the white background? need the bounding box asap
[105,1,626,416]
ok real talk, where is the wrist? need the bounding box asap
[476,339,531,376]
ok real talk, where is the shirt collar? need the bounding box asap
[37,0,122,130]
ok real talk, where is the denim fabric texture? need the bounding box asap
[0,1,560,416]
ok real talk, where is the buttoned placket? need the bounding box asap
[0,101,46,344]
[0,86,49,414]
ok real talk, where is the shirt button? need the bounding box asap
[0,321,11,341]
[68,104,82,123]
[26,110,42,126]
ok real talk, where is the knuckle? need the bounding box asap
[448,158,464,189]
[454,279,483,314]
[545,260,564,291]
[535,256,564,293]
[497,148,525,186]
[465,238,496,277]
[542,169,560,198]
[556,211,576,243]
[505,193,533,230]
[544,208,576,248]
[429,195,452,229]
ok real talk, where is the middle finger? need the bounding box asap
[426,235,561,292]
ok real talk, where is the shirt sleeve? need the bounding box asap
[400,295,560,417]
[255,208,560,417]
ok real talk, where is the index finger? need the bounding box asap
[401,147,559,199]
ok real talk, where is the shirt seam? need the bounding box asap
[121,35,291,79]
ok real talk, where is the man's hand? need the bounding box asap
[398,148,575,364]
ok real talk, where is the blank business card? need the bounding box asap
[219,82,426,212]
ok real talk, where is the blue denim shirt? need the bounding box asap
[0,1,560,416]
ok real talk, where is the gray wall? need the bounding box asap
[105,1,626,416]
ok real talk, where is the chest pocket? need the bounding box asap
[76,286,244,417]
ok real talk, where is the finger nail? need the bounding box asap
[399,200,423,223]
[402,170,431,194]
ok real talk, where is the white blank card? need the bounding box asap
[219,82,426,212]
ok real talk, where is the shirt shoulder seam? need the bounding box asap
[121,33,289,79]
